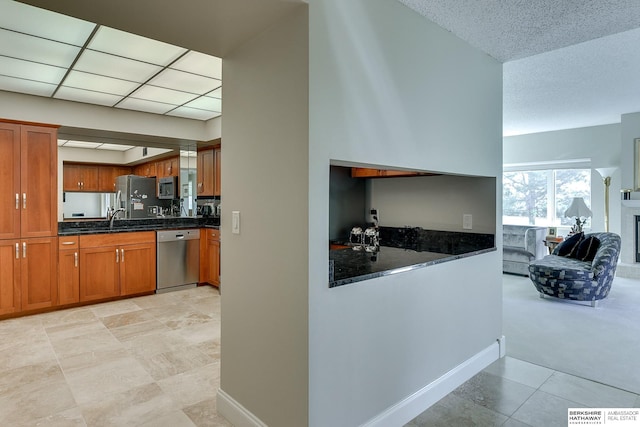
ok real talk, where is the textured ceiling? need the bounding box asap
[398,0,640,136]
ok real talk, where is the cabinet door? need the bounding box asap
[199,229,209,283]
[20,126,57,238]
[63,164,82,191]
[119,243,156,295]
[169,157,179,177]
[208,238,220,286]
[0,123,21,239]
[0,240,21,315]
[21,237,57,311]
[197,149,214,196]
[213,146,221,196]
[80,165,99,191]
[58,237,79,305]
[80,246,120,302]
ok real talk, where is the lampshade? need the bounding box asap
[595,167,617,179]
[564,197,592,218]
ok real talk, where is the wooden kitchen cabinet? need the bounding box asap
[0,122,58,240]
[157,156,179,178]
[134,161,156,178]
[0,240,21,315]
[63,164,99,191]
[213,145,221,196]
[351,167,439,178]
[58,236,79,305]
[197,148,214,196]
[200,228,220,286]
[21,237,58,311]
[98,165,131,192]
[79,232,156,302]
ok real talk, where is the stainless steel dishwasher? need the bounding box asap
[156,229,200,293]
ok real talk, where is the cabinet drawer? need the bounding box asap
[58,236,79,249]
[80,231,156,248]
[208,229,220,240]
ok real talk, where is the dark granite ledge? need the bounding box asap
[329,226,496,288]
[59,217,219,235]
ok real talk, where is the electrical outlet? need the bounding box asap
[463,214,473,230]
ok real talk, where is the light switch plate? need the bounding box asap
[232,211,240,234]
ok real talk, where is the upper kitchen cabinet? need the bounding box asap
[63,163,99,192]
[98,165,132,192]
[197,144,221,197]
[157,156,179,179]
[0,121,58,239]
[134,161,156,178]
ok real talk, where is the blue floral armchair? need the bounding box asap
[528,232,621,307]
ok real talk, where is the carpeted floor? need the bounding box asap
[502,273,640,394]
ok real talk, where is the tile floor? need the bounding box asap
[405,356,640,427]
[2,286,639,426]
[0,285,230,427]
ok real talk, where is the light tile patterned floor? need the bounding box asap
[0,286,230,427]
[2,286,639,426]
[405,356,640,427]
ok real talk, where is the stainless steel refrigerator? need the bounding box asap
[115,175,159,219]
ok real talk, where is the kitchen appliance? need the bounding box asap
[156,229,200,293]
[158,176,178,200]
[115,175,160,219]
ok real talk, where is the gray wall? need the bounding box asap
[329,166,367,240]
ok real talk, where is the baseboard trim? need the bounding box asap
[217,388,268,427]
[361,339,502,427]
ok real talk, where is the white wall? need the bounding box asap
[503,124,622,234]
[309,1,502,426]
[218,6,309,427]
[370,174,497,234]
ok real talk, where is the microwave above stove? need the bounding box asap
[158,176,178,199]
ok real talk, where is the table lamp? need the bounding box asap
[564,197,592,234]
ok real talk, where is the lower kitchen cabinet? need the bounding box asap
[21,237,58,311]
[0,240,20,315]
[79,232,156,302]
[58,236,79,305]
[200,228,220,286]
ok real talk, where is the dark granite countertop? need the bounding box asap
[58,217,219,235]
[329,226,495,288]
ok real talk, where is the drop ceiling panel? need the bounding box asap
[0,56,66,84]
[131,85,197,105]
[209,87,222,99]
[117,97,176,114]
[0,0,95,45]
[184,96,222,112]
[149,68,221,94]
[167,106,221,120]
[61,140,102,148]
[55,86,123,106]
[0,75,56,97]
[0,29,81,68]
[74,50,162,83]
[96,143,133,151]
[171,51,222,79]
[63,70,139,96]
[88,26,187,65]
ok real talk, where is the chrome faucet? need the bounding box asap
[109,208,125,229]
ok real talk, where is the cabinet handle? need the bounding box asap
[74,252,78,267]
[61,241,76,246]
[22,242,26,258]
[15,193,19,210]
[81,181,84,189]
[121,248,124,262]
[22,193,26,209]
[116,248,119,263]
[15,243,19,259]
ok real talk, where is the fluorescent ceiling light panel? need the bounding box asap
[0,0,94,45]
[0,29,81,68]
[171,51,222,79]
[62,141,102,149]
[117,97,176,114]
[96,143,133,151]
[55,86,123,106]
[167,106,220,120]
[0,56,66,84]
[88,26,187,66]
[131,85,197,105]
[0,75,56,97]
[209,87,222,98]
[74,50,162,83]
[184,96,222,112]
[63,70,139,96]
[149,68,220,94]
